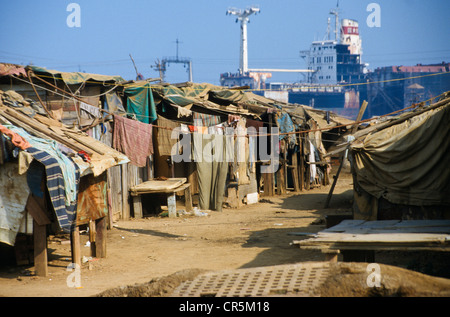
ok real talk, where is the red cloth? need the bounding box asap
[113,115,153,167]
[0,124,31,150]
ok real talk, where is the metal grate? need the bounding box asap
[172,262,331,297]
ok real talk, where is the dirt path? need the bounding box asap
[1,173,449,297]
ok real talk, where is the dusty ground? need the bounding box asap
[1,172,450,297]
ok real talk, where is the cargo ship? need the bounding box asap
[220,5,450,119]
[220,5,368,119]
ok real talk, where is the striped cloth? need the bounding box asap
[26,147,80,233]
[192,112,222,127]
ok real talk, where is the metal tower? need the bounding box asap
[226,6,260,74]
[152,39,193,82]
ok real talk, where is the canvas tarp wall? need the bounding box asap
[350,98,450,215]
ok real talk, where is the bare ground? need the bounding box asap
[1,172,450,297]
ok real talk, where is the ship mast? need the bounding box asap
[226,6,260,75]
[329,1,340,41]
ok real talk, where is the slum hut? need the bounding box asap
[0,65,129,275]
[0,64,139,222]
[113,80,348,217]
[283,103,355,190]
[348,91,450,221]
[292,92,450,262]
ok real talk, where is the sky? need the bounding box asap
[1,0,449,85]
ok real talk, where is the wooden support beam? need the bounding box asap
[25,195,51,226]
[262,169,274,197]
[324,153,346,208]
[184,185,193,212]
[352,100,368,134]
[95,217,107,258]
[325,253,338,263]
[132,196,143,218]
[33,219,48,277]
[290,152,300,192]
[167,193,177,218]
[276,163,286,195]
[71,226,81,268]
[121,163,130,220]
[89,220,96,257]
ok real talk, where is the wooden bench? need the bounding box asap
[130,180,193,218]
[292,220,450,262]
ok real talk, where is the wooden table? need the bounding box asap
[292,220,450,262]
[130,178,193,218]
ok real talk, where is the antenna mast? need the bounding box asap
[226,6,260,74]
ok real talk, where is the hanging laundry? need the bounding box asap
[79,101,101,118]
[0,124,31,150]
[193,112,221,127]
[193,130,228,212]
[113,115,153,167]
[6,124,78,205]
[0,162,30,245]
[188,125,207,134]
[176,105,193,118]
[156,116,181,156]
[26,147,80,233]
[277,112,297,148]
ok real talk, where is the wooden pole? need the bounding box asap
[95,217,107,258]
[33,219,48,277]
[167,193,177,218]
[324,153,345,208]
[290,150,300,192]
[71,226,81,268]
[352,100,368,134]
[298,133,304,191]
[121,163,130,220]
[89,220,96,256]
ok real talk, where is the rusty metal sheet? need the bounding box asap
[76,173,108,225]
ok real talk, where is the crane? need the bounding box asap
[226,6,260,74]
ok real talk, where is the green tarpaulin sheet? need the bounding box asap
[124,82,157,124]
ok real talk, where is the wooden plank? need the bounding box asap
[392,220,450,228]
[299,232,450,244]
[1,108,93,155]
[351,100,368,134]
[25,194,51,226]
[95,217,107,258]
[130,182,191,195]
[33,219,48,277]
[130,178,186,194]
[132,196,143,218]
